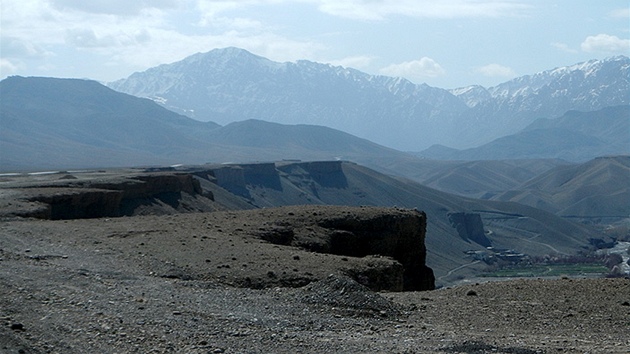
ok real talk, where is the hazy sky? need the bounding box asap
[1,0,628,88]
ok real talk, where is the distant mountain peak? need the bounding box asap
[448,85,491,108]
[168,47,282,73]
[108,49,630,150]
[487,55,630,95]
[208,46,255,56]
[544,55,628,79]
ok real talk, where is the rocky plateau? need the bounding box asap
[1,167,629,353]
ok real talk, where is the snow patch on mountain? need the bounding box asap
[108,48,629,150]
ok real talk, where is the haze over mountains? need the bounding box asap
[1,75,628,223]
[0,76,418,171]
[3,50,628,172]
[490,156,630,220]
[419,105,630,161]
[108,48,630,151]
[1,49,628,286]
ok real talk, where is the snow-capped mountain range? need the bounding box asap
[109,48,629,151]
[447,56,630,146]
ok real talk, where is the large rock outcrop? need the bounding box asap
[1,172,215,220]
[448,212,491,247]
[209,163,282,197]
[255,206,435,291]
[0,169,435,291]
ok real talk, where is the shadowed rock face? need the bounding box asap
[448,212,491,247]
[210,163,283,197]
[210,161,347,197]
[4,173,214,220]
[27,189,124,220]
[316,210,434,291]
[258,207,435,291]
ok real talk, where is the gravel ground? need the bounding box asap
[1,207,629,353]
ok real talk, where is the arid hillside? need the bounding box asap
[0,161,603,286]
[1,203,629,353]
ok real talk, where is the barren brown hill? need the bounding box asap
[492,156,630,220]
[0,76,419,172]
[418,105,630,161]
[396,158,568,199]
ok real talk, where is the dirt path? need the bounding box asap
[437,260,481,282]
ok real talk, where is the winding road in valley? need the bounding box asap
[438,260,481,282]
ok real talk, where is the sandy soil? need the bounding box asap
[1,207,629,353]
